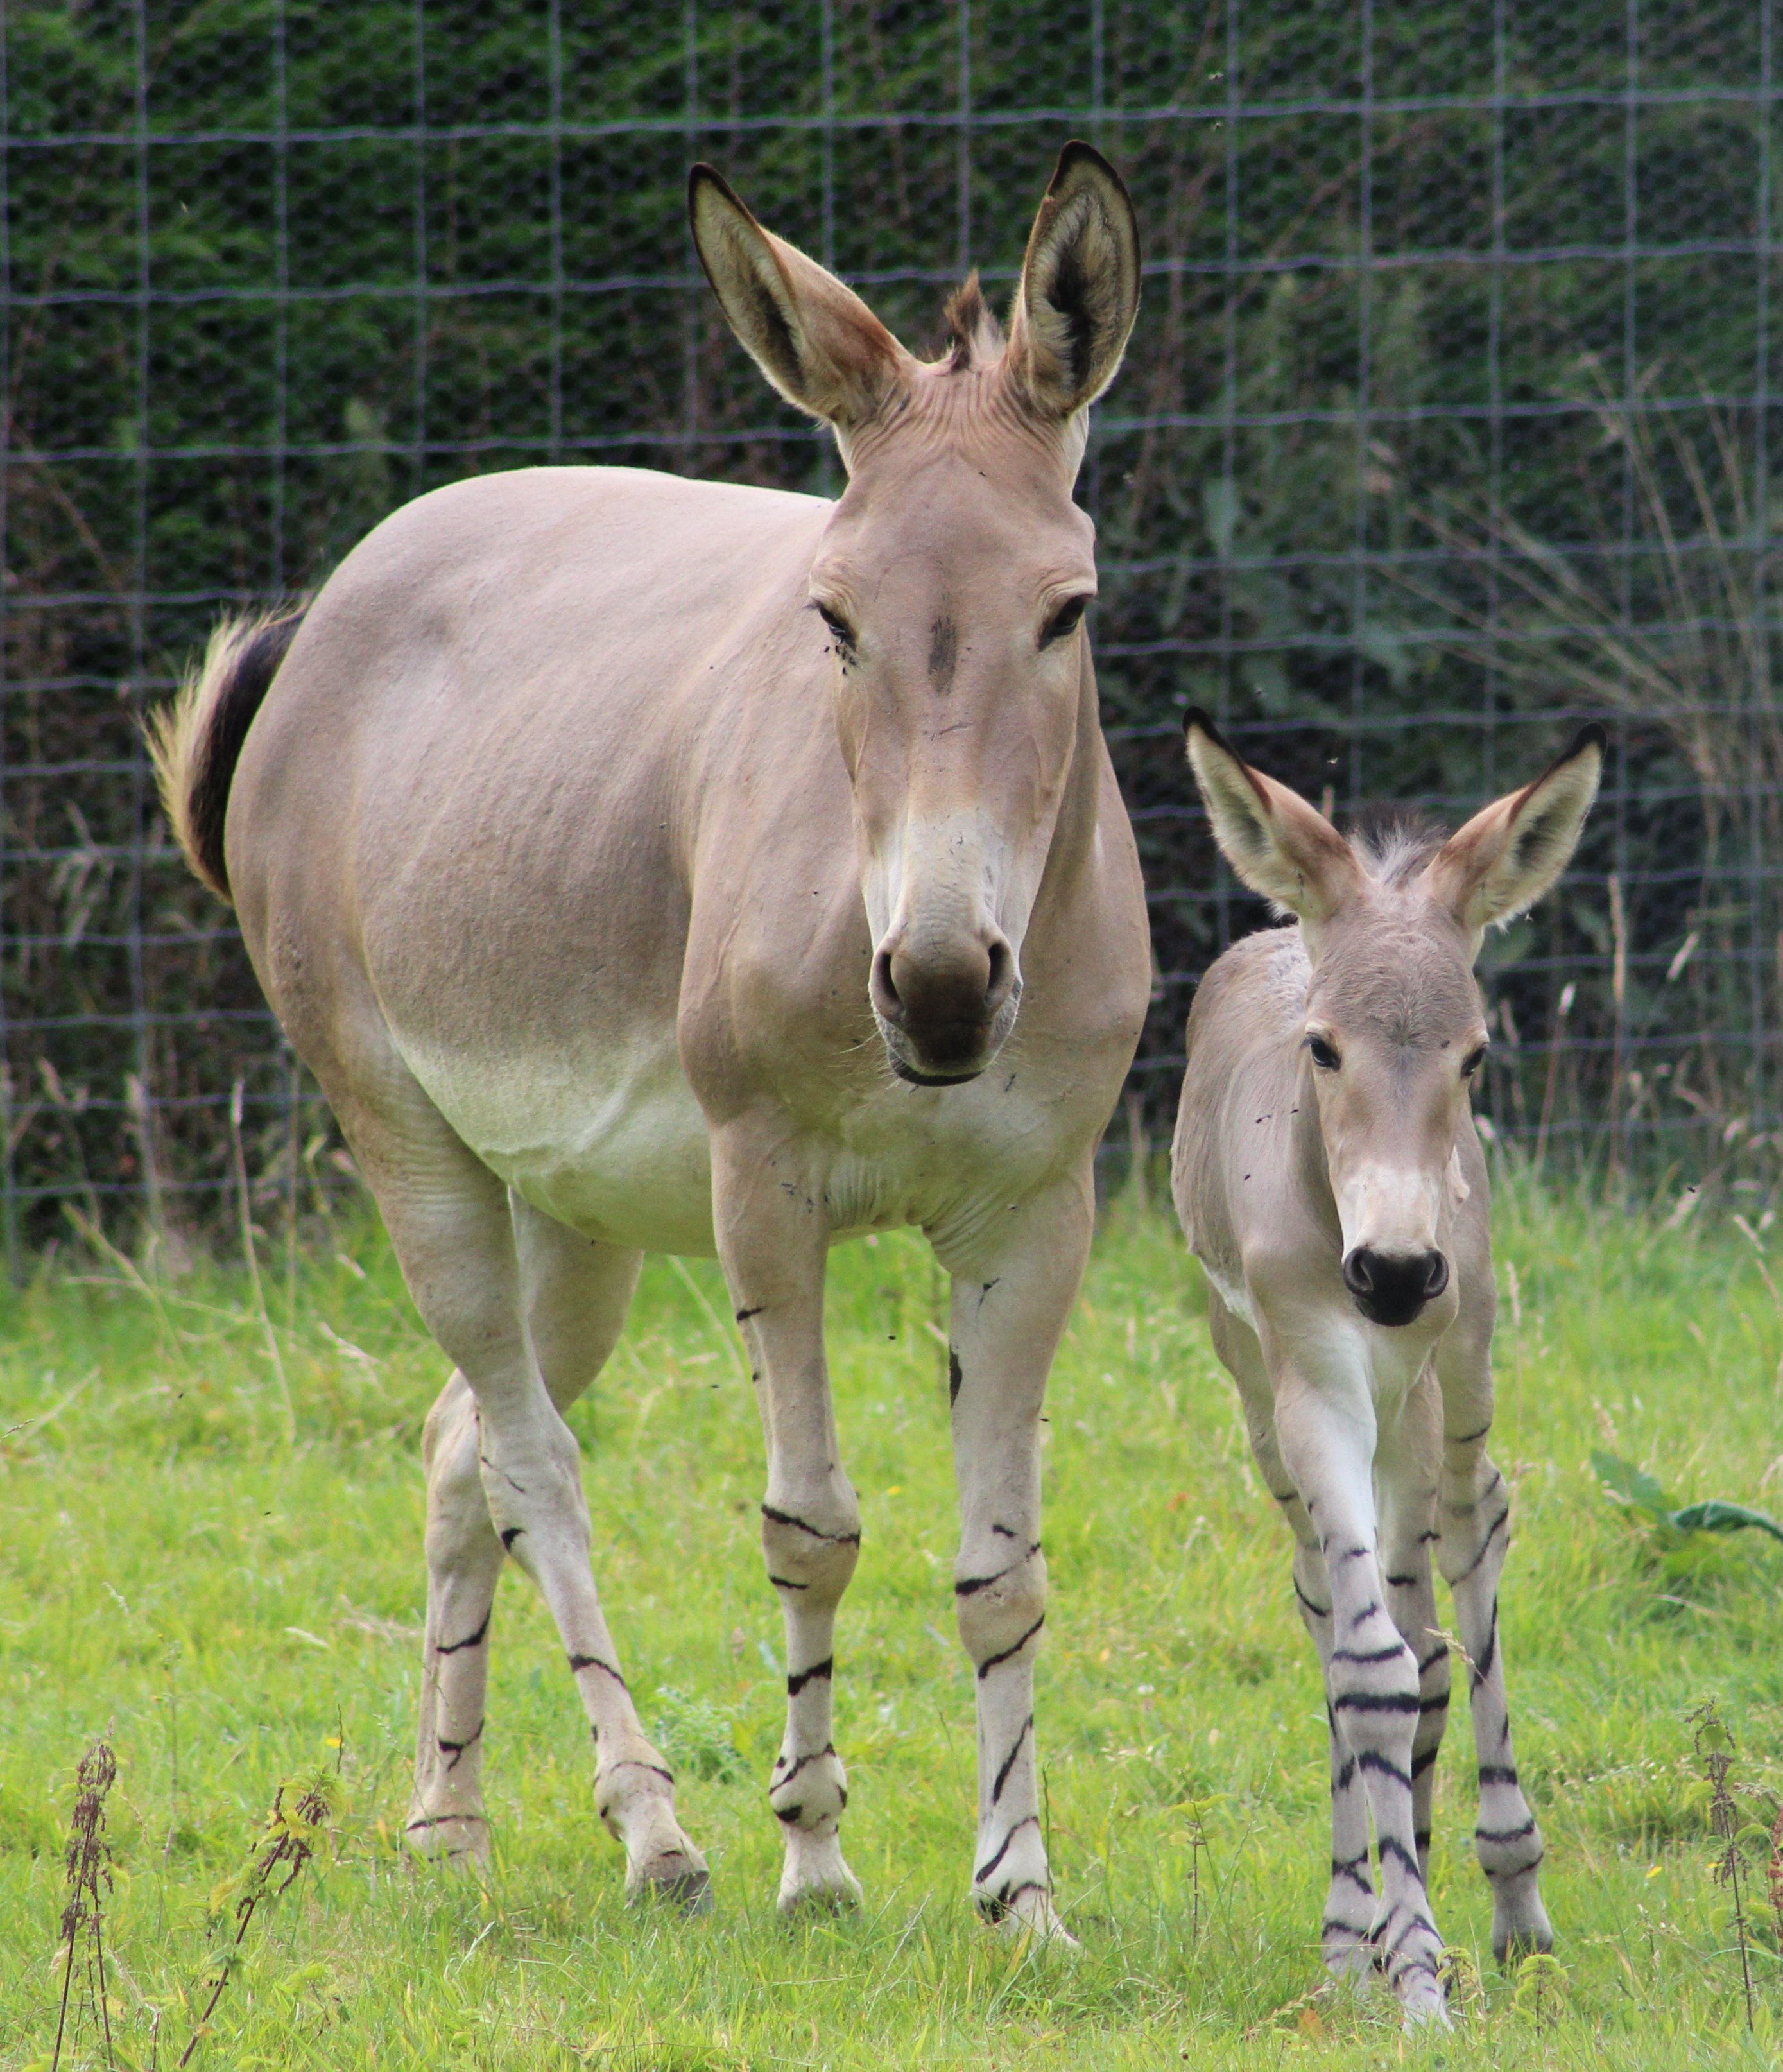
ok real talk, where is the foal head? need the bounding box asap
[690,146,1140,1085]
[1185,715,1603,1328]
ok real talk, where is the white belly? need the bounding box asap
[390,1023,719,1254]
[388,1022,1072,1266]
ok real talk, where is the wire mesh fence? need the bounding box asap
[3,0,1779,1254]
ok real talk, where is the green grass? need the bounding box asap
[4,1178,1783,2068]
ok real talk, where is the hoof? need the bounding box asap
[403,1811,491,1868]
[1493,1906,1554,1965]
[628,1857,713,1915]
[776,1870,864,1917]
[777,1827,862,1915]
[977,1886,1078,1947]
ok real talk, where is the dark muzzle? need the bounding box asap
[1342,1246,1449,1328]
[871,933,1019,1085]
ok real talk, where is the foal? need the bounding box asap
[1171,714,1601,2020]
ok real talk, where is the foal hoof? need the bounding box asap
[403,1811,492,1869]
[627,1854,713,1915]
[977,1886,1079,1948]
[777,1833,863,1916]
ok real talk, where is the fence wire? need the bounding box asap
[3,0,1779,1254]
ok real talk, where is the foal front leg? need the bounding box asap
[713,1124,861,1913]
[946,1177,1091,1940]
[1436,1343,1551,1961]
[1273,1372,1447,2024]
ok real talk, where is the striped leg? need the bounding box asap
[1209,1302,1372,1976]
[1275,1379,1448,2025]
[1437,1417,1550,1960]
[353,1091,705,1905]
[408,1373,504,1863]
[947,1179,1091,1942]
[1378,1368,1450,1890]
[716,1127,862,1913]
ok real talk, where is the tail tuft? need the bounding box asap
[147,604,306,903]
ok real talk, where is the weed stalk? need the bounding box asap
[1690,1699,1756,2031]
[52,1737,118,2072]
[178,1770,336,2067]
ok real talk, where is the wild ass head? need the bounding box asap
[689,145,1141,1085]
[1184,714,1604,1327]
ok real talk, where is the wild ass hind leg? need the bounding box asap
[947,1178,1094,1944]
[1208,1300,1374,1981]
[1435,1353,1550,1962]
[1377,1365,1451,1895]
[510,1202,709,1908]
[407,1372,505,1865]
[408,1216,646,1867]
[1274,1376,1447,2026]
[714,1125,861,1915]
[337,1072,705,1906]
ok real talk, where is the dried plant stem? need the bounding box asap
[53,1738,118,2072]
[1691,1700,1756,2032]
[180,1774,334,2068]
[230,1078,294,1446]
[1608,874,1628,1180]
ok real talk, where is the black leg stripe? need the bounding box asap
[787,1657,834,1698]
[976,1615,1046,1680]
[992,1714,1033,1806]
[771,1743,836,1788]
[1357,1751,1415,1790]
[1451,1509,1510,1582]
[567,1653,628,1689]
[1332,1643,1407,1666]
[1476,1818,1538,1845]
[956,1544,1041,1597]
[1293,1578,1332,1620]
[1333,1690,1420,1716]
[1411,1745,1440,1779]
[437,1612,490,1655]
[974,1813,1039,1886]
[761,1504,861,1548]
[1477,1763,1519,1788]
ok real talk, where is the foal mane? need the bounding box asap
[1347,803,1449,887]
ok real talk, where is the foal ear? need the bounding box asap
[689,165,909,431]
[1424,724,1606,933]
[1006,141,1141,418]
[1184,709,1361,924]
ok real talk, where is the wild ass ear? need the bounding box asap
[1424,723,1606,933]
[689,165,909,431]
[1006,141,1141,418]
[1184,709,1362,924]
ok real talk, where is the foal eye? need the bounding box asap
[1461,1044,1488,1078]
[816,603,856,655]
[1307,1035,1341,1071]
[1040,596,1089,647]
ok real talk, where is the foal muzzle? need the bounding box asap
[1342,1245,1449,1328]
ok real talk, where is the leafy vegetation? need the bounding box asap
[5,1177,1783,2065]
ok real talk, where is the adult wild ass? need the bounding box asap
[1171,714,1602,2019]
[152,146,1150,1933]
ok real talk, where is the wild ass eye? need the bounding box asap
[815,603,857,657]
[1040,596,1089,647]
[1461,1044,1488,1078]
[1307,1035,1341,1072]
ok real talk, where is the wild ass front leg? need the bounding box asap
[947,1178,1092,1941]
[1274,1378,1447,2025]
[1209,1303,1373,1978]
[1435,1379,1551,1960]
[714,1127,861,1913]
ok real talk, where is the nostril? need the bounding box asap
[1341,1248,1375,1297]
[1422,1251,1449,1299]
[870,946,906,1028]
[984,937,1015,1014]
